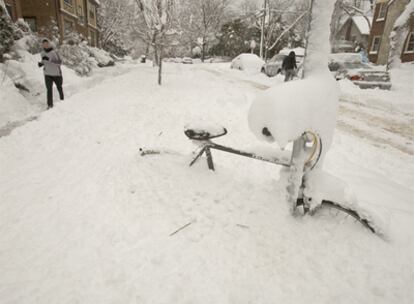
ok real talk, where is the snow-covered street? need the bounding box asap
[1,62,413,303]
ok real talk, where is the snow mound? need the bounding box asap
[248,74,339,152]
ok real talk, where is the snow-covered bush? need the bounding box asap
[0,6,17,62]
[59,33,95,76]
[13,19,41,55]
[59,32,116,75]
[38,17,60,47]
[88,47,114,67]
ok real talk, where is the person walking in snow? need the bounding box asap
[282,51,297,82]
[38,39,64,109]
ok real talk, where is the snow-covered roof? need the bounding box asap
[352,16,372,35]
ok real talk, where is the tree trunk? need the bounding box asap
[201,42,205,62]
[158,46,163,85]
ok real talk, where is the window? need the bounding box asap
[89,29,96,47]
[77,0,85,24]
[377,3,387,21]
[405,32,414,53]
[370,36,381,54]
[88,4,96,22]
[24,17,37,32]
[64,0,74,6]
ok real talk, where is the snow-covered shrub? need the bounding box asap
[13,19,41,54]
[59,33,95,76]
[88,47,114,67]
[0,6,17,62]
[38,17,60,47]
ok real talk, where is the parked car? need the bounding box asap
[261,48,305,77]
[231,54,265,73]
[329,53,391,90]
[182,57,193,64]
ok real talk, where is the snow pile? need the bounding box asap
[0,76,33,124]
[248,74,339,150]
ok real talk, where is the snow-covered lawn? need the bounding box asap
[0,63,413,303]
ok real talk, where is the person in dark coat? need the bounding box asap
[38,39,64,109]
[282,51,297,82]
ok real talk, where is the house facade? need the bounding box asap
[4,0,22,21]
[368,0,413,64]
[19,0,100,47]
[335,16,373,51]
[400,10,414,63]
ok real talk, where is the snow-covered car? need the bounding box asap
[231,54,265,73]
[261,54,286,77]
[329,53,391,90]
[261,48,305,77]
[182,57,193,64]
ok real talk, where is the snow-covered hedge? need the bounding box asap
[59,33,114,76]
[0,6,18,62]
[89,47,115,67]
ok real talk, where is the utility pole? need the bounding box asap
[259,0,267,59]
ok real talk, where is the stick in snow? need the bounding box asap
[169,222,193,237]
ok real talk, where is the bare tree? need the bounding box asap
[134,0,176,85]
[179,0,228,61]
[262,0,309,59]
[98,0,132,52]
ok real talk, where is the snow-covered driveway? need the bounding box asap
[1,63,413,303]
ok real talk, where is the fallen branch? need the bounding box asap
[170,221,193,236]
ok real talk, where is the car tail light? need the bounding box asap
[349,75,363,81]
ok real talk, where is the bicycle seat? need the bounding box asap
[184,126,228,141]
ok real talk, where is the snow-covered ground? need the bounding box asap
[0,50,137,136]
[0,62,413,303]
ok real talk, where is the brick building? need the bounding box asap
[400,10,414,63]
[19,0,100,47]
[368,0,413,64]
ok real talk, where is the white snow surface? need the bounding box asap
[0,63,414,302]
[0,49,136,132]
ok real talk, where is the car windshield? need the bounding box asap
[343,62,371,70]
